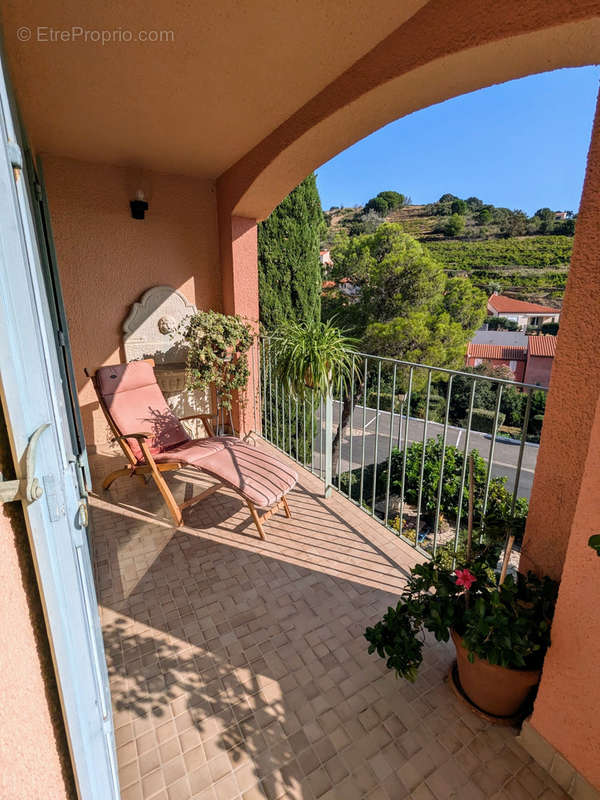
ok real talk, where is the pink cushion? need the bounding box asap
[96,361,189,461]
[155,437,297,507]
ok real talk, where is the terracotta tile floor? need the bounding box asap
[89,441,568,800]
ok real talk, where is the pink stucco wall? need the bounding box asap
[465,355,526,382]
[42,156,221,448]
[217,209,260,434]
[523,355,553,387]
[0,412,74,799]
[522,90,600,788]
[529,398,600,786]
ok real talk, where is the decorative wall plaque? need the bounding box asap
[122,285,196,364]
[123,286,213,438]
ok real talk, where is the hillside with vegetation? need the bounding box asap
[323,192,575,307]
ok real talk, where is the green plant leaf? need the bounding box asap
[588,534,600,556]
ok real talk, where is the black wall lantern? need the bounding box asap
[130,189,148,220]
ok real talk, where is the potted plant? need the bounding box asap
[269,318,356,398]
[364,538,559,718]
[179,310,254,430]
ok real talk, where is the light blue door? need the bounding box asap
[0,50,119,799]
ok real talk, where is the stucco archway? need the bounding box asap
[218,3,600,220]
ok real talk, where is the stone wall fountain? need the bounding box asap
[122,286,213,438]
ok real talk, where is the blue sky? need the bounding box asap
[316,67,599,216]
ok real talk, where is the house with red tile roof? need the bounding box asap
[487,293,560,331]
[524,335,558,387]
[466,340,528,381]
[319,248,333,266]
[321,277,359,297]
[466,331,558,386]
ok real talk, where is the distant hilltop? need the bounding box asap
[322,192,574,308]
[324,192,575,242]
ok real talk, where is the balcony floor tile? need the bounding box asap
[89,442,567,800]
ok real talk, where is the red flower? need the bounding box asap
[455,568,476,590]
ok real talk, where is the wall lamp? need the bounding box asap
[130,189,148,220]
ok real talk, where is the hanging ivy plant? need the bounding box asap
[179,310,254,410]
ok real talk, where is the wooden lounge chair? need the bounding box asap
[86,359,297,538]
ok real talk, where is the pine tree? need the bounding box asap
[258,174,323,330]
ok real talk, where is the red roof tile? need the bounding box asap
[321,280,336,289]
[488,294,559,315]
[467,343,527,361]
[528,335,557,357]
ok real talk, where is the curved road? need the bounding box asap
[312,401,537,500]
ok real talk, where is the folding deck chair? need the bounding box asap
[87,359,297,539]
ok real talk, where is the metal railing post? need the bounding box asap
[257,336,548,559]
[324,389,333,497]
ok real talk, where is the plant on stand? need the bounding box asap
[179,310,254,434]
[268,318,357,488]
[269,318,356,398]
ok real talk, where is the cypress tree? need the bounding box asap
[258,173,323,330]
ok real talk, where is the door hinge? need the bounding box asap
[0,422,50,504]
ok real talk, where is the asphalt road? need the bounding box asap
[311,401,537,500]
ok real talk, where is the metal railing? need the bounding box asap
[254,339,548,559]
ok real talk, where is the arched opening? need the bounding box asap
[218,13,600,220]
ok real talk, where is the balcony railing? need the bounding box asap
[252,340,548,560]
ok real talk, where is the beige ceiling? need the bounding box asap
[1,0,427,178]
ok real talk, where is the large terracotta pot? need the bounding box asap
[451,629,541,717]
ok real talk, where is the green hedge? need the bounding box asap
[470,408,506,434]
[366,390,401,412]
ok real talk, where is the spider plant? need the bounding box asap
[269,318,357,399]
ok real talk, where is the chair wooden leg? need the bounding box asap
[102,467,132,489]
[140,464,180,527]
[282,496,291,518]
[247,501,266,540]
[138,442,183,526]
[152,470,183,526]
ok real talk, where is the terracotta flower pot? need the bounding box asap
[451,629,541,717]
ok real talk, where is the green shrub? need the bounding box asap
[444,214,465,236]
[500,387,525,427]
[451,199,467,215]
[367,390,396,411]
[470,408,506,433]
[487,316,518,331]
[410,392,446,423]
[447,365,504,426]
[528,413,545,443]
[339,435,528,536]
[541,322,559,335]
